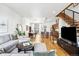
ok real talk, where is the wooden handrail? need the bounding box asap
[56,3,73,17]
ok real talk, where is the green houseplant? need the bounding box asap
[16,28,25,36]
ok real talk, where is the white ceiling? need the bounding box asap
[4,3,68,18]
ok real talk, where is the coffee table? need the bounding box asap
[16,42,34,53]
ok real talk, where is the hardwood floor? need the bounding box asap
[33,34,69,56]
[42,36,69,56]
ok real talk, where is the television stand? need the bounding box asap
[57,38,79,56]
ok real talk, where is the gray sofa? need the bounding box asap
[33,43,55,56]
[0,33,31,54]
[0,33,55,56]
[0,33,18,53]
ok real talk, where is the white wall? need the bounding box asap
[21,17,45,35]
[45,18,56,32]
[21,17,55,35]
[0,4,22,34]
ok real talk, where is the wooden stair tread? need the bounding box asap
[58,12,73,26]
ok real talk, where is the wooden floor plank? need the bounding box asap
[42,36,69,56]
[33,34,69,56]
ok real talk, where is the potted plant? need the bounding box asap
[16,28,26,39]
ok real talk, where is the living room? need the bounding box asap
[0,3,79,56]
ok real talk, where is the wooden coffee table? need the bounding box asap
[16,42,34,53]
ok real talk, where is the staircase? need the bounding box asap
[58,12,74,26]
[58,12,79,37]
[56,3,79,37]
[74,21,79,37]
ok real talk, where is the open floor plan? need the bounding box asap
[0,3,79,56]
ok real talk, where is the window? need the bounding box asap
[0,19,8,33]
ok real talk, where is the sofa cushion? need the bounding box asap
[4,45,16,53]
[0,34,11,45]
[0,36,4,45]
[33,43,55,56]
[3,34,11,42]
[0,40,18,53]
[33,52,48,56]
[34,43,47,52]
[0,48,4,54]
[33,50,55,56]
[10,35,17,40]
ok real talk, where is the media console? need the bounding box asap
[57,38,79,56]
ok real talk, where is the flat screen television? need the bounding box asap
[61,27,77,43]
